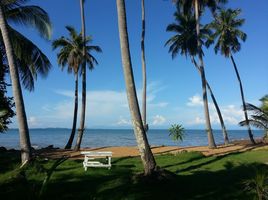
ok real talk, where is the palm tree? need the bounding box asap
[52,26,93,149]
[0,0,52,163]
[141,0,148,132]
[239,95,268,140]
[75,0,87,151]
[208,8,255,144]
[116,0,157,175]
[2,0,52,91]
[175,0,227,148]
[0,5,31,163]
[165,11,229,146]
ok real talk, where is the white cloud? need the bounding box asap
[187,94,203,107]
[28,116,38,127]
[38,81,169,128]
[116,116,131,126]
[152,115,166,125]
[185,99,244,126]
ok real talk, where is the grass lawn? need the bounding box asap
[0,149,268,200]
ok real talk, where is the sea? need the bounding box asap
[0,129,264,150]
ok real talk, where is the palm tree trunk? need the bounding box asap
[230,54,255,144]
[191,56,229,145]
[75,0,87,151]
[65,73,79,149]
[194,0,216,148]
[141,0,148,132]
[116,0,157,175]
[0,6,32,163]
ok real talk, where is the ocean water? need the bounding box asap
[0,129,264,149]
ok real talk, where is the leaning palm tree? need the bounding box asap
[0,0,52,163]
[52,26,93,149]
[166,12,229,145]
[141,0,148,132]
[0,5,31,163]
[75,0,87,151]
[208,9,255,144]
[175,0,227,148]
[116,0,157,175]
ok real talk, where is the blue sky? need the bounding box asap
[7,0,268,129]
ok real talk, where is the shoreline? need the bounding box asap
[33,139,267,159]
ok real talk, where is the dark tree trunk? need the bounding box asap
[65,73,79,149]
[194,0,216,148]
[191,56,229,145]
[230,54,255,144]
[75,0,87,151]
[0,5,32,163]
[116,0,157,175]
[141,0,148,132]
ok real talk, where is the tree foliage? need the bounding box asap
[243,169,268,200]
[0,0,52,91]
[239,95,268,137]
[168,124,185,143]
[0,62,15,132]
[52,26,102,74]
[207,8,247,57]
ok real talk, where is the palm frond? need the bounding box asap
[209,8,246,57]
[239,119,267,130]
[53,26,101,75]
[0,26,51,91]
[6,5,52,39]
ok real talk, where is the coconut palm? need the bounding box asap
[1,0,52,91]
[239,95,268,139]
[0,0,52,163]
[75,0,87,151]
[116,0,157,175]
[141,0,148,132]
[175,0,227,148]
[53,26,80,150]
[0,5,31,163]
[53,26,102,150]
[166,11,229,145]
[208,8,255,144]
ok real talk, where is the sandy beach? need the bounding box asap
[37,140,268,159]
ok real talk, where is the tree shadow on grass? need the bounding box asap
[0,150,20,173]
[1,152,268,200]
[43,161,267,200]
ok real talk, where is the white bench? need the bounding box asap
[81,151,112,171]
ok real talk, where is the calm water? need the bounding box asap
[0,129,264,149]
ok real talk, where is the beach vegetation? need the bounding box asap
[0,64,15,133]
[243,168,268,200]
[165,8,229,146]
[0,0,52,164]
[208,8,255,144]
[52,26,102,150]
[116,0,157,176]
[239,95,268,141]
[75,0,87,152]
[173,0,228,149]
[168,124,185,143]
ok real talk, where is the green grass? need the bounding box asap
[1,150,268,200]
